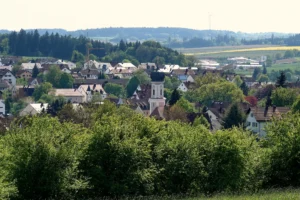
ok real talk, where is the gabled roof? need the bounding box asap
[21,63,42,69]
[0,69,10,77]
[250,106,290,122]
[117,63,136,68]
[79,84,106,94]
[80,69,99,76]
[172,69,195,76]
[53,89,84,97]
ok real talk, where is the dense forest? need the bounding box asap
[0,29,194,66]
[0,101,300,199]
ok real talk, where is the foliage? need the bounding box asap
[45,65,74,88]
[291,95,300,113]
[133,69,151,85]
[2,117,89,199]
[264,113,300,188]
[193,115,210,129]
[10,100,27,116]
[126,76,140,98]
[59,72,74,88]
[266,55,272,67]
[240,81,249,96]
[32,82,53,101]
[32,64,39,78]
[175,97,194,113]
[194,81,244,106]
[222,103,246,129]
[169,89,181,106]
[103,83,125,97]
[244,96,258,107]
[232,75,243,87]
[195,73,224,87]
[271,87,298,107]
[252,68,261,80]
[257,74,269,83]
[276,71,286,87]
[164,76,181,90]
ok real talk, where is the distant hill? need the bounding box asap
[0,27,293,43]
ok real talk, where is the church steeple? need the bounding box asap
[149,72,165,115]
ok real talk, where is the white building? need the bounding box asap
[0,100,5,115]
[20,103,48,117]
[177,82,189,92]
[246,106,290,137]
[51,89,85,103]
[21,63,42,72]
[115,63,136,70]
[0,69,16,86]
[78,84,107,102]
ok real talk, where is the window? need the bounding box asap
[250,113,254,117]
[252,122,258,127]
[160,89,162,96]
[153,89,155,96]
[246,122,250,127]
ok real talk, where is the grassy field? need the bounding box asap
[179,45,300,59]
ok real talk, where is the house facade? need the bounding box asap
[0,100,5,115]
[52,89,85,103]
[17,70,32,79]
[246,106,290,137]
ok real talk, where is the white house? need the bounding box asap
[177,82,189,92]
[115,63,136,70]
[0,69,16,86]
[246,106,290,137]
[19,103,48,116]
[77,84,107,102]
[61,67,71,74]
[0,100,5,115]
[21,63,42,72]
[51,89,85,103]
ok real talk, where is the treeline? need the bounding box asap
[0,29,194,66]
[169,34,287,48]
[1,101,300,199]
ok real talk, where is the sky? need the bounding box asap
[1,0,299,33]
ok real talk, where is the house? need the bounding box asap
[0,100,5,115]
[51,89,85,103]
[17,86,35,98]
[138,63,157,70]
[127,84,152,116]
[28,78,43,86]
[21,63,42,72]
[246,106,290,137]
[0,65,13,71]
[109,68,134,79]
[77,84,107,102]
[178,82,189,92]
[73,79,129,89]
[19,103,48,117]
[79,69,99,79]
[0,80,11,92]
[61,67,71,74]
[114,63,137,70]
[16,70,32,79]
[0,69,16,86]
[84,60,100,69]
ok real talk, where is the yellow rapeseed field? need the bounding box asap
[185,46,300,55]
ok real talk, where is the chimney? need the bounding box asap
[264,105,269,117]
[273,105,276,113]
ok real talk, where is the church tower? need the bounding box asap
[149,72,166,115]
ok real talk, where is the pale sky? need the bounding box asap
[1,0,299,33]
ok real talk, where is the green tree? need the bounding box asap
[133,69,151,85]
[175,97,194,113]
[252,68,261,80]
[119,39,127,51]
[222,103,246,129]
[257,74,269,83]
[98,71,106,79]
[240,81,249,96]
[266,55,272,67]
[262,66,267,74]
[291,95,300,113]
[32,63,39,78]
[2,117,89,199]
[284,50,294,58]
[233,75,243,87]
[271,87,298,107]
[275,53,282,60]
[0,38,9,54]
[45,65,62,88]
[193,115,210,129]
[104,83,125,97]
[169,89,181,106]
[126,76,140,97]
[276,71,286,87]
[71,50,85,63]
[32,82,53,101]
[59,73,74,88]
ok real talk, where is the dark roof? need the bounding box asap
[150,72,165,82]
[0,69,10,77]
[250,106,290,122]
[172,69,195,76]
[80,69,99,76]
[73,79,129,88]
[209,101,250,119]
[18,87,35,97]
[16,70,32,76]
[150,107,164,120]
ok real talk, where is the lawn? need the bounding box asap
[268,63,300,72]
[120,189,300,200]
[179,45,300,59]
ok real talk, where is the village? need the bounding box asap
[0,54,294,137]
